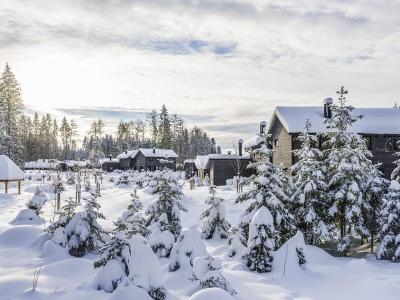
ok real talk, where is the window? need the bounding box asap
[387,137,399,151]
[274,139,279,147]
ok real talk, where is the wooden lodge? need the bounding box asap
[117,148,178,171]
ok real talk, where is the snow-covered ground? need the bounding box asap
[0,171,399,300]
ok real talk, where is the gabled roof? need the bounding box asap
[270,106,400,134]
[0,155,24,180]
[138,148,178,158]
[117,150,139,159]
[117,149,178,159]
[195,154,251,170]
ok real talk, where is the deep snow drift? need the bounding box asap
[0,171,400,300]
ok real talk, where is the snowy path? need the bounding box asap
[0,173,400,300]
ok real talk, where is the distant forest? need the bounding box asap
[0,63,220,166]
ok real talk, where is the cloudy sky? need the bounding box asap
[1,0,399,147]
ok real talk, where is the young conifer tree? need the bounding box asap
[200,185,231,239]
[146,170,187,257]
[291,119,329,245]
[377,180,400,262]
[323,86,373,255]
[236,133,294,247]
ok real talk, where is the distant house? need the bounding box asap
[194,140,253,186]
[116,148,178,171]
[268,99,400,178]
[183,159,197,178]
[100,157,121,172]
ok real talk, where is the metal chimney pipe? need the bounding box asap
[324,98,333,118]
[238,138,243,156]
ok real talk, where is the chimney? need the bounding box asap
[227,150,232,155]
[125,150,127,154]
[260,121,266,134]
[153,148,156,154]
[324,98,333,118]
[238,138,243,156]
[109,155,112,161]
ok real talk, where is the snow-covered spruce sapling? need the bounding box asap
[65,194,107,257]
[93,235,167,300]
[191,255,237,297]
[26,186,48,215]
[46,198,79,247]
[146,170,187,257]
[227,226,246,258]
[242,206,275,273]
[93,233,131,292]
[363,165,388,253]
[200,185,231,240]
[114,190,147,238]
[169,228,207,272]
[203,175,211,187]
[236,133,294,248]
[323,87,373,255]
[377,180,400,262]
[291,119,329,245]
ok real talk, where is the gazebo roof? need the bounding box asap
[0,155,24,181]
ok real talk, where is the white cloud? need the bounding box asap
[0,0,399,147]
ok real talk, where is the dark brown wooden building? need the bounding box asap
[117,148,178,171]
[268,101,400,179]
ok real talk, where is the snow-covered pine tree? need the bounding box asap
[169,228,207,272]
[146,170,187,257]
[191,255,237,297]
[0,63,24,166]
[114,190,147,238]
[66,195,107,257]
[236,133,294,247]
[392,152,400,182]
[323,86,373,255]
[364,165,388,253]
[93,235,167,300]
[93,232,131,292]
[291,119,329,245]
[46,198,79,247]
[227,226,246,257]
[200,185,231,240]
[377,180,400,262]
[242,206,275,273]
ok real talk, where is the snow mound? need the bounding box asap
[0,225,43,247]
[189,288,235,300]
[274,231,307,276]
[9,209,44,225]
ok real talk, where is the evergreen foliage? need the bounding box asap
[291,119,329,245]
[200,185,231,239]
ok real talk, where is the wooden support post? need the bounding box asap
[5,181,8,194]
[56,192,61,210]
[18,181,21,194]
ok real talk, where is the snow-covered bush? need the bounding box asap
[190,288,236,300]
[65,195,107,257]
[146,170,187,257]
[291,119,329,245]
[66,171,76,185]
[26,186,48,214]
[117,173,129,185]
[377,180,400,262]
[236,134,294,248]
[169,228,207,272]
[227,226,246,258]
[191,255,237,297]
[200,186,230,240]
[242,207,275,273]
[276,231,307,269]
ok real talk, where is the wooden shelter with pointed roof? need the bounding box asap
[0,155,24,194]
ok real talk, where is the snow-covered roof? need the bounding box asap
[117,150,139,159]
[271,106,400,134]
[139,148,178,158]
[99,158,120,164]
[117,149,178,159]
[184,159,195,164]
[195,155,209,169]
[25,159,60,169]
[65,160,88,167]
[195,154,250,170]
[244,135,264,149]
[0,155,24,180]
